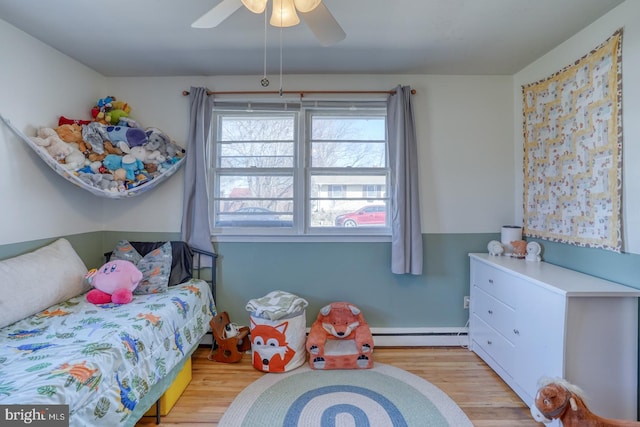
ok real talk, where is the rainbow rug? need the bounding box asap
[219,363,473,426]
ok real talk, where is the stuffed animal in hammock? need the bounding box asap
[85,260,142,304]
[531,377,640,426]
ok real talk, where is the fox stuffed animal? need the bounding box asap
[306,302,374,370]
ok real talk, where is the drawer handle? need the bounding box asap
[488,279,494,284]
[487,310,493,315]
[513,329,520,335]
[487,340,492,345]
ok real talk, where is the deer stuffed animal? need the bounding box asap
[531,378,640,426]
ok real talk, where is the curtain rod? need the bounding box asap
[181,89,416,97]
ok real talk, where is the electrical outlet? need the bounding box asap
[463,296,470,309]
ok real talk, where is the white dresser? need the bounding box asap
[469,253,640,422]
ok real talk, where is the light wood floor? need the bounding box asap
[136,346,540,426]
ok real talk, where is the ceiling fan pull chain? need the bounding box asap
[261,7,269,87]
[279,22,284,96]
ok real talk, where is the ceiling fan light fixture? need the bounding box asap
[293,0,321,13]
[270,0,300,27]
[241,0,268,14]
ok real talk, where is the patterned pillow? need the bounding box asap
[111,240,172,294]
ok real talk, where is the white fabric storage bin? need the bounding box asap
[249,309,307,372]
[247,291,308,372]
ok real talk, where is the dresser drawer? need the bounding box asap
[472,285,516,343]
[471,314,515,375]
[473,261,519,307]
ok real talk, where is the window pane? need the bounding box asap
[310,115,386,168]
[311,116,385,141]
[310,201,388,228]
[311,141,385,167]
[310,175,387,199]
[219,142,293,168]
[218,114,295,168]
[220,115,294,141]
[309,175,387,227]
[215,175,293,228]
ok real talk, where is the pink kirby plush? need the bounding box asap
[86,260,143,304]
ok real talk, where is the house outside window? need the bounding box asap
[327,184,346,198]
[210,101,390,237]
[363,184,384,198]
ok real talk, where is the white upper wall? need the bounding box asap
[0,19,107,245]
[514,0,640,254]
[0,14,517,244]
[103,74,514,235]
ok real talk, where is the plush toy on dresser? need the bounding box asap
[306,301,374,370]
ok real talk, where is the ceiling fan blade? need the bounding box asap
[300,2,346,46]
[192,0,243,28]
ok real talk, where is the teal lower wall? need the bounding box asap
[0,232,104,269]
[213,233,494,328]
[4,232,640,329]
[530,238,640,289]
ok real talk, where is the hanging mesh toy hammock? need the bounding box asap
[1,114,186,199]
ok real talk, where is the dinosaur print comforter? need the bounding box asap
[0,279,215,426]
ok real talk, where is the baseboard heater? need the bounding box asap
[369,327,469,347]
[201,327,469,348]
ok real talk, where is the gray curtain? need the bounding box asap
[181,87,215,255]
[387,85,422,275]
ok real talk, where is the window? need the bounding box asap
[210,101,389,237]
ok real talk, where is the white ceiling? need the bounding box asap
[0,0,624,77]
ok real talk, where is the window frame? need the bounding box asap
[209,101,391,241]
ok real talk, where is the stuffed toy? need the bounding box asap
[102,154,123,172]
[121,154,144,181]
[56,124,90,154]
[511,240,527,258]
[129,145,166,165]
[77,172,121,192]
[104,141,125,155]
[209,311,251,363]
[108,100,131,125]
[145,128,186,160]
[531,378,640,426]
[101,155,128,182]
[91,96,115,124]
[63,146,89,170]
[30,127,73,161]
[82,122,111,154]
[113,168,127,182]
[105,125,147,149]
[58,116,91,126]
[306,301,374,370]
[85,260,142,304]
[118,117,140,128]
[145,163,158,174]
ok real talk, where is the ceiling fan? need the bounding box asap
[191,0,346,46]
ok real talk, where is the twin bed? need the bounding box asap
[0,238,216,426]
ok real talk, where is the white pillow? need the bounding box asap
[0,238,88,329]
